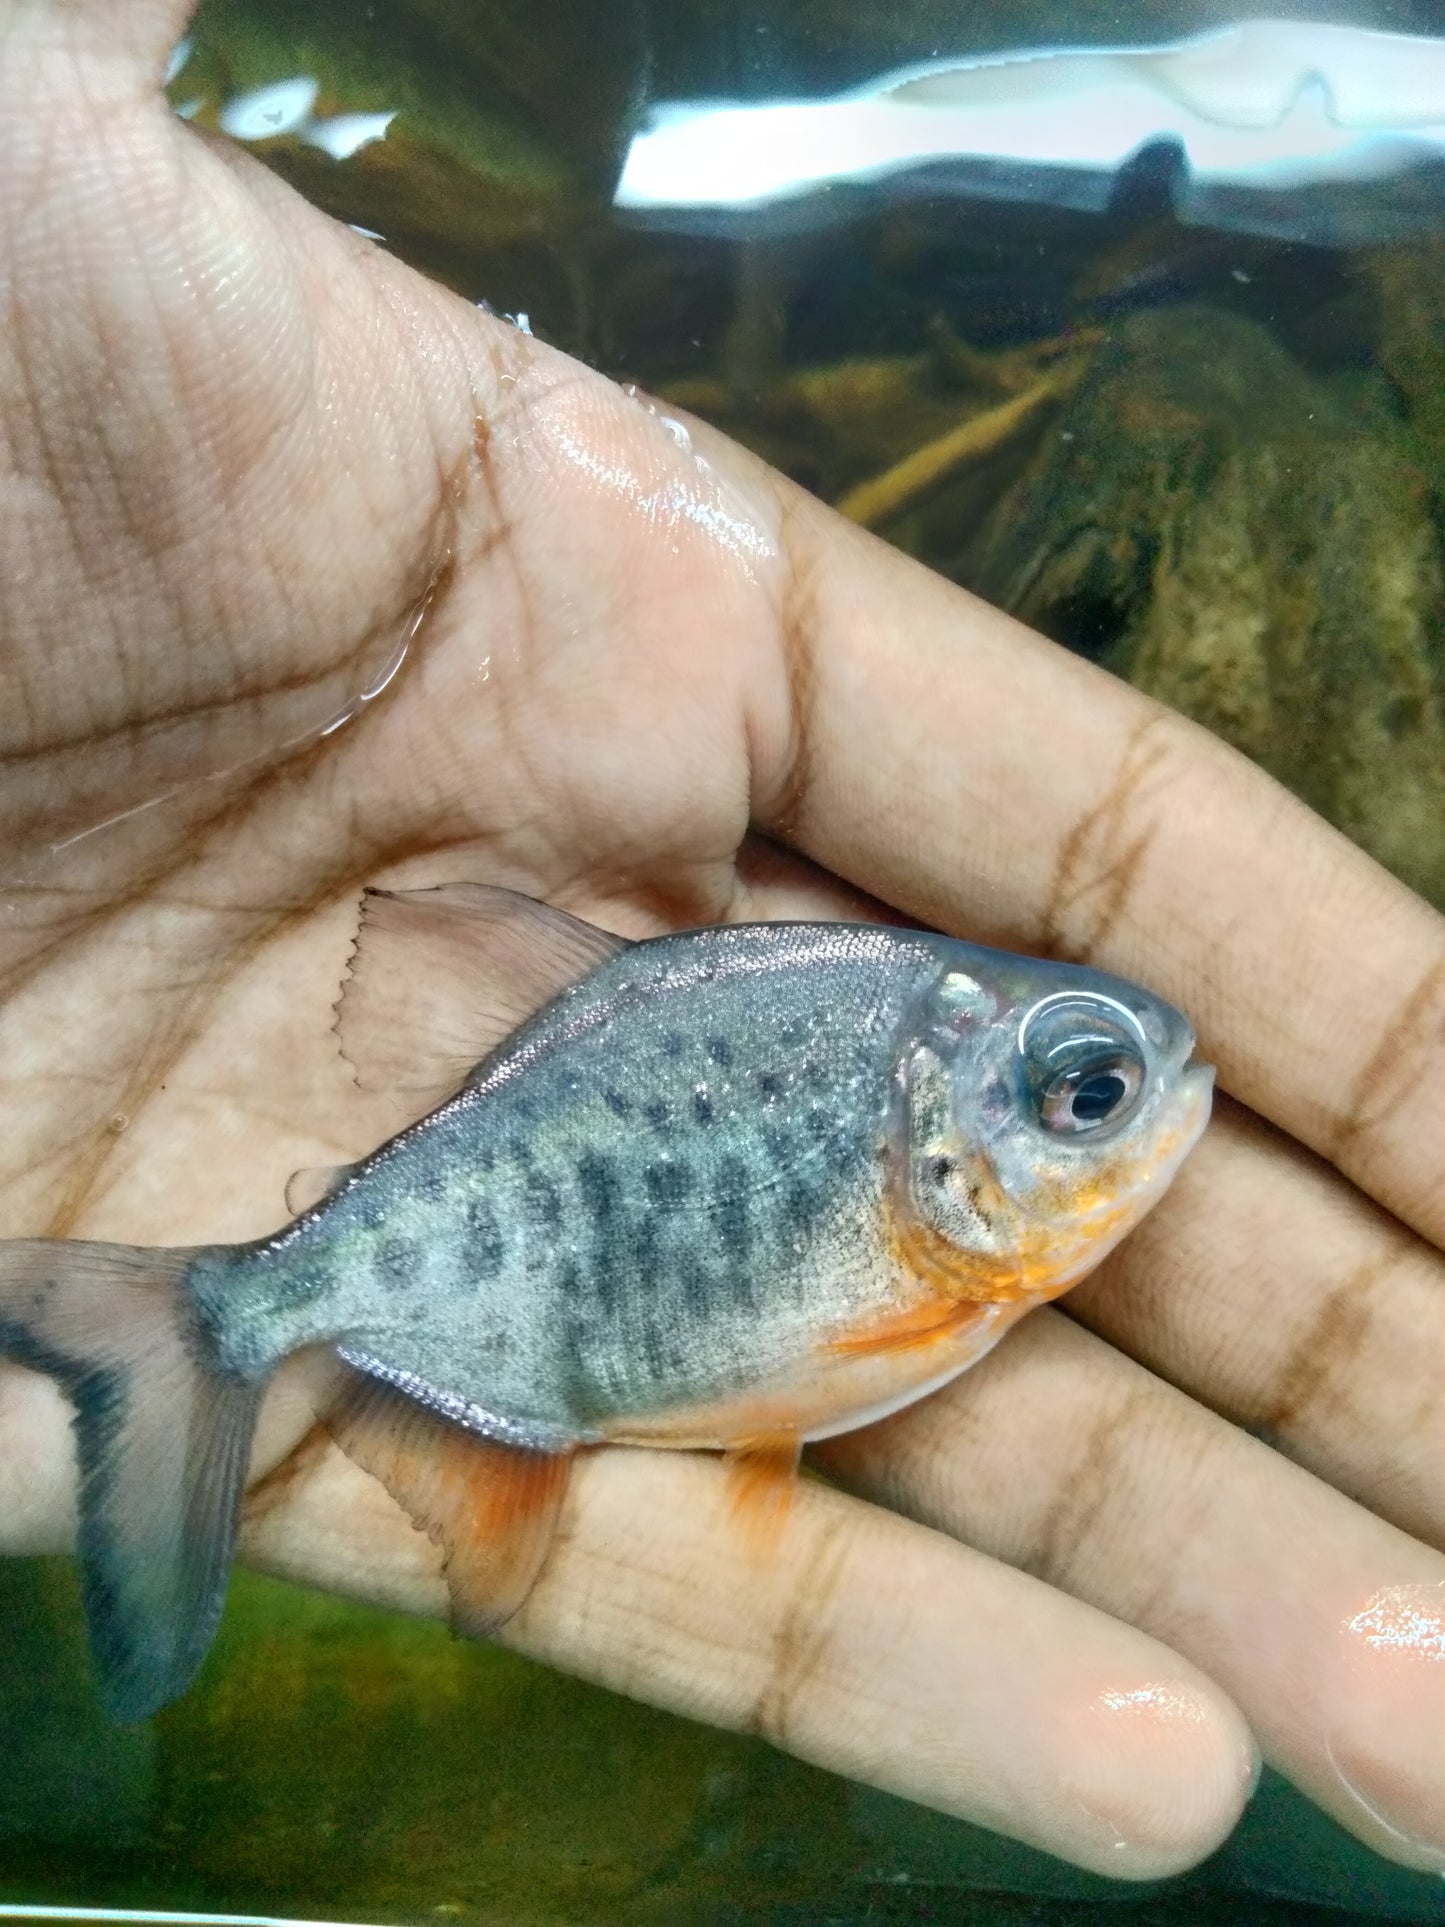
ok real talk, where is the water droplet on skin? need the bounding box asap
[544,388,777,584]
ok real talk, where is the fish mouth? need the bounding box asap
[1180,1055,1216,1112]
[1158,1055,1216,1170]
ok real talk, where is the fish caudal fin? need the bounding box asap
[0,1240,263,1722]
[327,1367,571,1638]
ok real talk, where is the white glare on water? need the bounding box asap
[614,18,1445,243]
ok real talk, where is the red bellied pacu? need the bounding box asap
[0,884,1214,1720]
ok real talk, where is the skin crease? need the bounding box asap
[6,0,1445,1885]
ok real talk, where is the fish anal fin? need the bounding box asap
[723,1432,801,1553]
[325,1369,571,1638]
[334,883,629,1122]
[823,1296,988,1360]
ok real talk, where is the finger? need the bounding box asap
[2,1,193,84]
[727,835,914,927]
[1069,1096,1445,1552]
[237,1424,1256,1880]
[730,461,1445,1250]
[819,1312,1445,1872]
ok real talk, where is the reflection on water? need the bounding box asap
[5,1,1445,1922]
[616,19,1445,249]
[4,1556,1445,1925]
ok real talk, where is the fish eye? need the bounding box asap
[1038,1053,1144,1135]
[1019,995,1149,1139]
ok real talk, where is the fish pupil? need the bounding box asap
[1072,1070,1127,1122]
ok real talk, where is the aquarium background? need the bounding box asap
[6,0,1445,1921]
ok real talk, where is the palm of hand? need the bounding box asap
[6,0,1445,1886]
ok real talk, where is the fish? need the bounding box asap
[0,884,1213,1721]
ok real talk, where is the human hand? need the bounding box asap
[5,0,1445,1883]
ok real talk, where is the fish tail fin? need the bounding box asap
[0,1239,264,1722]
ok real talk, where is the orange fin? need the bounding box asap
[824,1296,988,1360]
[326,1372,571,1639]
[724,1433,802,1553]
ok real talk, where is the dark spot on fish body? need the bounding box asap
[575,1151,642,1322]
[577,1151,620,1228]
[639,1302,687,1382]
[521,1166,564,1233]
[552,1285,601,1418]
[780,1019,808,1047]
[709,1157,753,1267]
[644,1158,693,1207]
[784,1178,818,1233]
[378,1238,416,1284]
[757,1071,786,1102]
[281,1271,331,1307]
[643,1098,673,1133]
[661,1031,687,1061]
[691,1087,715,1126]
[604,1089,631,1117]
[464,1197,504,1278]
[706,1036,733,1068]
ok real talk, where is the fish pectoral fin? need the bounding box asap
[723,1432,802,1552]
[334,882,630,1119]
[325,1369,572,1640]
[823,1296,988,1359]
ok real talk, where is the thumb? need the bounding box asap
[2,0,194,92]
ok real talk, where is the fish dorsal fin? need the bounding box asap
[325,1359,573,1639]
[283,1163,353,1217]
[335,883,629,1117]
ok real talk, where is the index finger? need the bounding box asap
[746,473,1445,1246]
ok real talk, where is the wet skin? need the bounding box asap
[6,0,1445,1883]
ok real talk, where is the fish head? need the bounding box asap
[894,946,1214,1305]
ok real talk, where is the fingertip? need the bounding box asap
[1048,1673,1258,1880]
[1322,1581,1445,1873]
